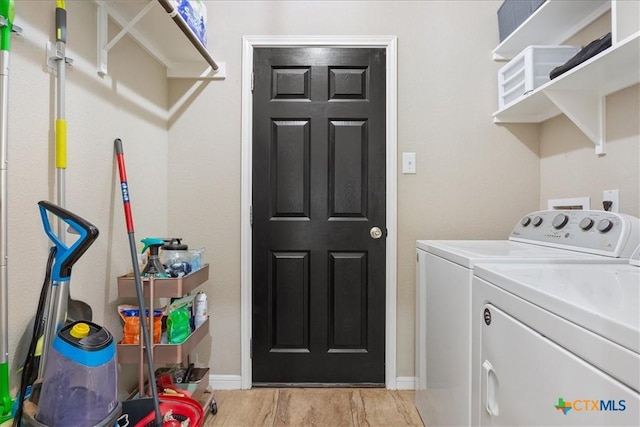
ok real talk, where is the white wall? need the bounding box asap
[540,85,640,216]
[7,0,636,394]
[6,1,169,392]
[167,0,541,381]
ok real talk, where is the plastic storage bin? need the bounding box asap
[498,45,580,108]
[497,0,546,42]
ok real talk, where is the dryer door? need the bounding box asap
[480,304,639,426]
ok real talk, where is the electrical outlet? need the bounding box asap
[603,189,619,213]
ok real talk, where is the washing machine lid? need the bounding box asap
[630,244,640,267]
[474,262,640,354]
[416,240,628,269]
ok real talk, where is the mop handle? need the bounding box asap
[0,0,13,52]
[54,0,66,171]
[0,2,13,422]
[55,1,66,43]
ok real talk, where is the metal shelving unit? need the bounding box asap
[117,264,216,415]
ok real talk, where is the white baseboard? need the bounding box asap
[208,375,416,390]
[209,374,243,390]
[395,376,416,390]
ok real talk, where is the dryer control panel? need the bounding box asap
[509,210,640,258]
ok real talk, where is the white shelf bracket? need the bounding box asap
[544,89,607,155]
[94,0,222,79]
[97,2,108,76]
[96,1,156,77]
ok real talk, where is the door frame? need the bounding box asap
[240,36,398,389]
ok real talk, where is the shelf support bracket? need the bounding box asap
[544,89,606,155]
[96,1,156,77]
[94,0,223,79]
[96,2,107,76]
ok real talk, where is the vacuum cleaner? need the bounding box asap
[13,201,121,427]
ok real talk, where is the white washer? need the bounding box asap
[415,210,640,427]
[470,246,640,426]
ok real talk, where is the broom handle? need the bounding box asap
[148,274,155,397]
[115,138,163,425]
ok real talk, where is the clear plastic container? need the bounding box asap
[188,247,206,272]
[36,321,118,427]
[160,238,193,277]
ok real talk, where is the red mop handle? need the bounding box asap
[114,138,134,233]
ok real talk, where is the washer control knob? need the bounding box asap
[532,216,543,227]
[579,217,594,230]
[520,217,531,227]
[552,214,569,229]
[597,219,614,233]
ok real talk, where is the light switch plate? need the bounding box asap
[402,152,416,174]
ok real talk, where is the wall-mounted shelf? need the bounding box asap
[492,0,639,155]
[493,0,610,60]
[493,33,639,155]
[94,0,225,79]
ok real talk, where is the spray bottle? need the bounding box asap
[141,237,168,278]
[194,292,207,329]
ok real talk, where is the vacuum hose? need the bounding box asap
[13,248,56,427]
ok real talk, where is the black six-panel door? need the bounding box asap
[252,47,386,385]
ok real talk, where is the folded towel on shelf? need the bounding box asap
[550,32,612,80]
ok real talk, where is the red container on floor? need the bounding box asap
[133,395,204,427]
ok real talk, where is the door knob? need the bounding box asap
[370,226,383,239]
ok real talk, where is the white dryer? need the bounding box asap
[470,246,640,426]
[415,210,640,427]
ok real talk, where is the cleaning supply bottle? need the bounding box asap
[141,237,167,278]
[194,292,208,329]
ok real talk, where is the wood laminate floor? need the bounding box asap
[203,388,424,427]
